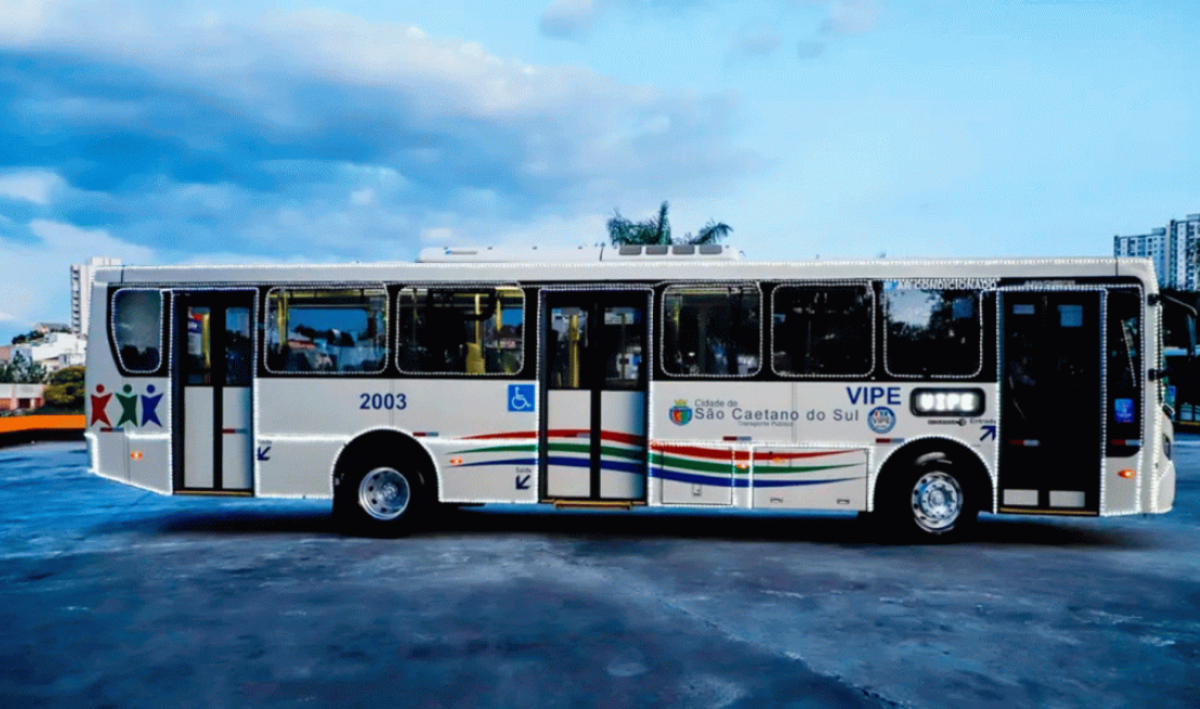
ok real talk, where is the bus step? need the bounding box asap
[552,500,637,510]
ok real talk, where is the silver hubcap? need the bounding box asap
[358,467,410,521]
[910,470,963,532]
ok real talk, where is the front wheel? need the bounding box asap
[335,464,424,537]
[881,455,978,542]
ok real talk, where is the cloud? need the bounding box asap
[0,2,757,267]
[539,0,710,41]
[796,40,826,59]
[540,0,599,40]
[822,0,880,35]
[0,168,65,205]
[727,24,782,62]
[0,218,154,334]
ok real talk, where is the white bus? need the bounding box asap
[85,246,1178,540]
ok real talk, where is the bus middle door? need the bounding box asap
[542,290,648,502]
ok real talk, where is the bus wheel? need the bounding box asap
[884,454,977,542]
[335,463,423,537]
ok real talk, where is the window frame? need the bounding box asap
[263,284,390,376]
[394,283,527,378]
[659,282,763,379]
[770,281,876,379]
[109,287,166,376]
[882,282,985,379]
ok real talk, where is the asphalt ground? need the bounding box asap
[2,440,1199,708]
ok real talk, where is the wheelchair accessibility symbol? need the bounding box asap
[508,384,535,412]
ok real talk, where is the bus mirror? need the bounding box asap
[1160,293,1198,360]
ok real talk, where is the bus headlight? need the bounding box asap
[911,388,985,416]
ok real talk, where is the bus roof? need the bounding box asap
[91,251,1160,290]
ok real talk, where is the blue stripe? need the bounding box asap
[651,467,858,489]
[455,457,539,468]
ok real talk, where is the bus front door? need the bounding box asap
[998,291,1102,513]
[175,292,255,493]
[542,291,649,502]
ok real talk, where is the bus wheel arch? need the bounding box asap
[872,438,992,542]
[332,429,439,536]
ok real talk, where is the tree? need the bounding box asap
[607,201,731,246]
[43,366,85,411]
[0,352,48,384]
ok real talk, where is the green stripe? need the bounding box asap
[451,444,538,455]
[659,454,733,475]
[659,456,862,477]
[547,442,645,462]
[762,463,861,475]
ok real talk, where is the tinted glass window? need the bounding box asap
[773,285,873,376]
[663,285,760,376]
[265,288,388,373]
[1107,289,1141,452]
[397,287,524,375]
[112,289,162,372]
[885,286,980,376]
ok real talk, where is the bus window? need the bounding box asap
[1107,289,1141,453]
[885,286,981,377]
[265,288,388,373]
[662,285,760,377]
[397,287,524,375]
[112,289,162,373]
[772,285,873,377]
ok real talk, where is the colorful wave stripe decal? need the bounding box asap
[546,429,646,476]
[447,441,538,468]
[450,430,647,475]
[650,444,863,489]
[446,435,862,490]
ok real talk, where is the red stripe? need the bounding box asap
[750,449,855,461]
[463,429,646,446]
[649,442,856,461]
[464,431,540,440]
[648,444,734,461]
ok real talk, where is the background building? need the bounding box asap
[71,257,120,335]
[1115,215,1200,290]
[13,331,86,373]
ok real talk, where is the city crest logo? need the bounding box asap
[669,399,693,426]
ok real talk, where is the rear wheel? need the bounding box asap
[881,453,978,542]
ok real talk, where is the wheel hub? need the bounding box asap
[911,471,963,532]
[359,467,411,521]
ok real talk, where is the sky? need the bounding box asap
[1,0,1198,343]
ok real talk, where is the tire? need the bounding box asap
[334,462,425,537]
[881,453,978,542]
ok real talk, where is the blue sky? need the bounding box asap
[1,0,1198,343]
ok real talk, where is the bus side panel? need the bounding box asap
[402,380,539,504]
[255,378,538,502]
[426,438,539,504]
[257,379,396,437]
[752,448,868,511]
[254,438,342,498]
[1104,456,1140,514]
[126,434,171,493]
